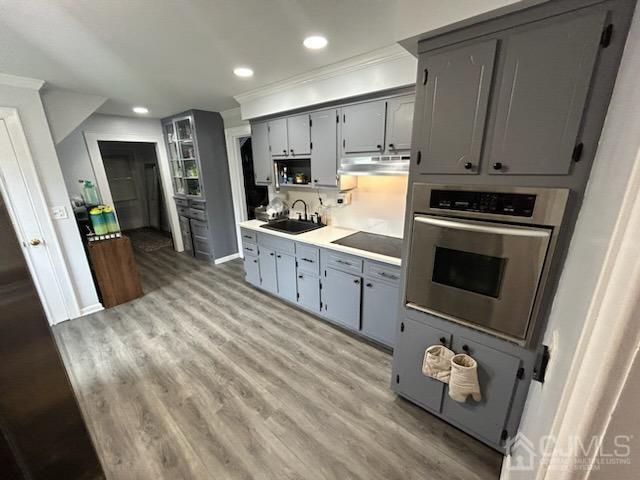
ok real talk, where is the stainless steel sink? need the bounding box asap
[259,219,324,235]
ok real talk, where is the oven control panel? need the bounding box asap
[430,190,536,217]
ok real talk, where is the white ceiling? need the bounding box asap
[0,0,525,118]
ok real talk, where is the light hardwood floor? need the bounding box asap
[54,247,502,480]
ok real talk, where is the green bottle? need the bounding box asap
[102,205,119,233]
[89,207,108,235]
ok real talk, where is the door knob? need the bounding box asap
[29,238,42,246]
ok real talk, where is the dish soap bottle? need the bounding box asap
[79,180,100,205]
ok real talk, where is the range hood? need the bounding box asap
[338,155,410,176]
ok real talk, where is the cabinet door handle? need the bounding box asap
[464,162,473,170]
[253,259,258,263]
[290,149,294,155]
[366,283,373,288]
[462,344,470,353]
[298,275,303,279]
[388,143,395,149]
[354,279,360,284]
[493,162,503,171]
[376,144,382,150]
[269,252,274,256]
[439,337,447,345]
[276,254,281,258]
[283,149,287,155]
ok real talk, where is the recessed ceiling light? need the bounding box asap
[303,35,328,50]
[132,106,149,114]
[233,67,254,78]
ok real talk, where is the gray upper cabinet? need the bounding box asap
[322,268,361,330]
[268,118,289,157]
[258,246,278,294]
[310,109,338,187]
[276,253,297,302]
[393,318,450,412]
[414,40,497,175]
[385,95,415,154]
[361,279,399,347]
[251,122,273,185]
[488,11,606,175]
[287,114,311,157]
[341,100,386,155]
[441,336,521,445]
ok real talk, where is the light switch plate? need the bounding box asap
[51,206,68,219]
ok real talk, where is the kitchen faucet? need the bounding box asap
[291,199,308,221]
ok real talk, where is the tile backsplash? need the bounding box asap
[269,176,408,238]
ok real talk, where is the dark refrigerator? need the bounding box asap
[0,194,104,478]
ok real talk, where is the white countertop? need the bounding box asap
[239,219,402,266]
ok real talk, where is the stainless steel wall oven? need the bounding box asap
[405,184,568,344]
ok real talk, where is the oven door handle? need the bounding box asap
[414,216,550,238]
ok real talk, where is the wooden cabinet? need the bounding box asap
[393,318,450,412]
[88,236,143,308]
[251,122,273,185]
[287,114,311,157]
[488,11,606,175]
[258,246,277,294]
[414,40,496,174]
[268,118,288,157]
[275,252,297,302]
[310,109,338,187]
[341,100,386,155]
[441,336,521,445]
[322,267,362,331]
[385,95,414,154]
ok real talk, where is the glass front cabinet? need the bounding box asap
[163,115,202,198]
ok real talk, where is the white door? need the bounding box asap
[0,117,70,324]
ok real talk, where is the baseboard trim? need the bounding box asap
[215,253,239,265]
[79,303,104,317]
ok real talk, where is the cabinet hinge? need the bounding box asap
[296,293,299,299]
[295,261,298,267]
[600,24,613,48]
[336,115,339,123]
[309,118,312,127]
[320,301,323,309]
[343,139,346,148]
[395,374,400,384]
[400,322,405,332]
[516,367,525,379]
[310,142,313,150]
[501,430,509,442]
[422,68,429,85]
[319,282,322,290]
[572,142,584,162]
[267,125,270,132]
[268,145,271,152]
[416,150,422,165]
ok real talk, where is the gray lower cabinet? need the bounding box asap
[251,122,273,184]
[179,215,193,254]
[393,318,450,412]
[341,100,386,155]
[296,272,320,312]
[258,247,277,294]
[322,267,361,330]
[244,254,260,286]
[441,336,521,446]
[275,253,297,302]
[414,39,496,174]
[310,109,338,187]
[190,219,211,261]
[362,279,399,346]
[488,11,605,175]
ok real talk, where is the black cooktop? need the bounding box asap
[331,232,403,259]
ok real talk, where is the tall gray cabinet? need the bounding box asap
[162,110,237,262]
[393,0,636,453]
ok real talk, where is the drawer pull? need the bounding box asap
[353,279,360,285]
[298,275,303,279]
[336,259,352,266]
[378,271,399,280]
[365,283,373,288]
[243,235,253,239]
[301,257,314,263]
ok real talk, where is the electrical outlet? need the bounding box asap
[51,206,68,220]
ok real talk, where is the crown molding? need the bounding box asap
[234,44,412,104]
[0,72,45,91]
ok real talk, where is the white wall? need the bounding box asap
[235,45,417,120]
[270,176,408,238]
[41,87,106,144]
[505,8,640,479]
[0,82,100,316]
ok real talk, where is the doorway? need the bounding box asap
[99,141,173,253]
[239,136,268,220]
